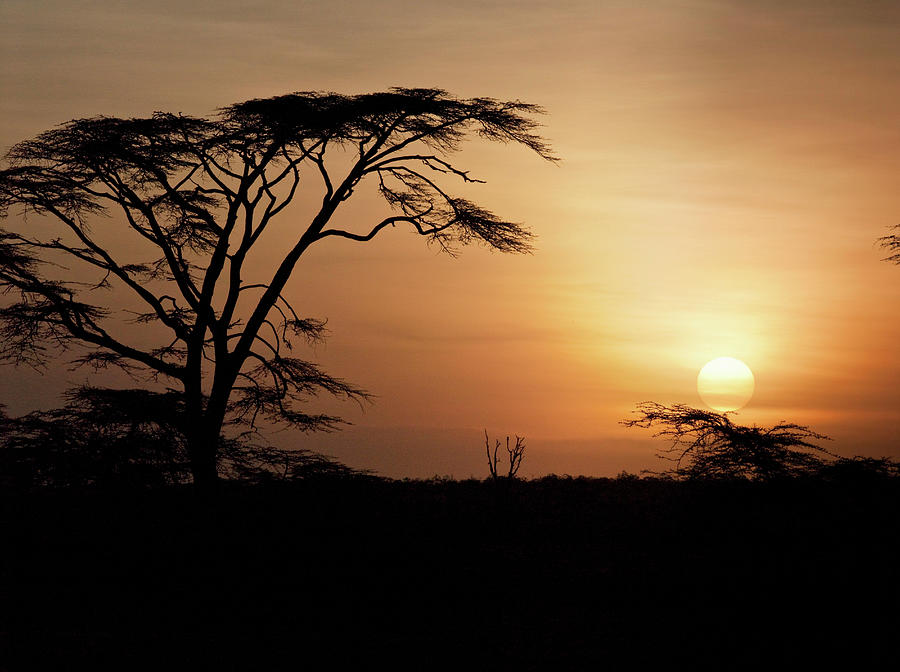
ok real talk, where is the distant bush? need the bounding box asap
[0,386,362,490]
[817,456,900,483]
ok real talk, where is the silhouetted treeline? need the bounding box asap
[4,393,897,493]
[2,396,898,666]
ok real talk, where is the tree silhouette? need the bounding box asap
[0,88,556,485]
[484,430,526,480]
[622,402,834,480]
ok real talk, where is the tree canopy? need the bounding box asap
[0,88,556,484]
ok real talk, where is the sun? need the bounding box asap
[697,357,755,412]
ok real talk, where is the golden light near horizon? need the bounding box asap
[697,357,755,412]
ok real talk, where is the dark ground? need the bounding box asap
[1,475,897,670]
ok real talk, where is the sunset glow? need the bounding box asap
[3,3,898,665]
[1,0,899,478]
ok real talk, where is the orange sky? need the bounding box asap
[2,0,899,478]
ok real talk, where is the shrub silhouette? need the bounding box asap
[0,386,360,490]
[817,455,900,483]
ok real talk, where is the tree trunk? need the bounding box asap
[189,444,219,488]
[186,418,222,489]
[183,339,239,489]
[186,382,234,489]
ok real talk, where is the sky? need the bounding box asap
[1,0,899,478]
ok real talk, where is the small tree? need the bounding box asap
[622,402,833,481]
[0,88,556,485]
[484,430,526,480]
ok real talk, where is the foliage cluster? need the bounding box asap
[0,386,361,490]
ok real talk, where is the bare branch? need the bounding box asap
[317,214,435,243]
[366,154,485,184]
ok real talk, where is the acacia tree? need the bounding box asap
[0,88,556,485]
[622,402,834,480]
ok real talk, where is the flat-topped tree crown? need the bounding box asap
[0,88,556,485]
